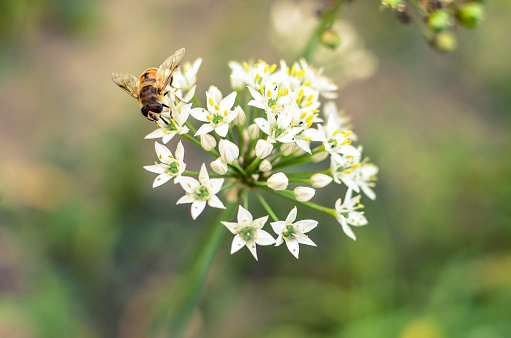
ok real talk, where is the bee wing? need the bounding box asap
[158,48,186,90]
[112,72,139,99]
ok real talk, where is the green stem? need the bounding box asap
[151,203,237,337]
[300,1,345,60]
[192,96,202,108]
[220,180,239,192]
[255,191,279,222]
[245,157,262,174]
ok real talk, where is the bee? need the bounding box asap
[112,48,186,123]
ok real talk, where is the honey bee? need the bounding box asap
[112,48,186,123]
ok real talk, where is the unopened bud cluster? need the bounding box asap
[381,0,485,52]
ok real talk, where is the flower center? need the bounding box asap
[272,126,285,138]
[283,224,296,239]
[212,113,224,125]
[195,185,210,200]
[167,162,179,175]
[267,98,277,107]
[239,226,256,242]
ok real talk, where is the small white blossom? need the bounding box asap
[191,89,238,137]
[259,159,272,172]
[144,141,186,187]
[222,206,275,260]
[177,164,225,219]
[232,106,246,126]
[280,142,295,156]
[200,134,217,151]
[311,173,333,188]
[145,103,196,144]
[219,139,239,164]
[271,207,317,259]
[294,186,315,202]
[267,172,289,191]
[210,158,228,175]
[255,139,273,159]
[247,124,260,140]
[335,188,368,240]
[171,58,202,92]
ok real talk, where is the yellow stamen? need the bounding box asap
[267,90,271,98]
[255,74,261,82]
[224,109,228,116]
[243,62,250,72]
[264,64,269,73]
[282,88,289,96]
[340,130,352,137]
[303,80,311,86]
[296,69,306,77]
[304,101,313,107]
[206,115,212,121]
[208,97,214,106]
[298,88,304,98]
[271,105,278,109]
[303,137,311,141]
[300,112,307,119]
[352,163,361,169]
[269,64,277,73]
[168,154,174,158]
[306,94,314,102]
[343,169,352,174]
[307,121,313,128]
[340,140,349,146]
[306,115,314,122]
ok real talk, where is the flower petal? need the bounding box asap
[254,229,276,246]
[231,234,246,254]
[294,220,318,233]
[153,173,172,188]
[179,176,200,193]
[236,206,253,226]
[221,221,239,234]
[285,207,298,224]
[176,194,194,205]
[246,240,259,260]
[271,221,286,234]
[207,195,225,209]
[195,124,214,136]
[285,239,300,259]
[191,200,206,219]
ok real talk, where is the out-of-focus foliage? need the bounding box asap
[0,0,510,337]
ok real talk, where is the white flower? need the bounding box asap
[255,109,303,144]
[145,103,196,144]
[200,134,217,151]
[259,159,272,172]
[218,139,239,164]
[311,173,333,188]
[221,205,275,260]
[232,106,246,126]
[267,172,289,191]
[335,188,368,240]
[255,139,273,159]
[144,141,186,187]
[318,113,360,164]
[177,164,225,219]
[294,186,315,202]
[171,58,202,92]
[191,88,238,137]
[271,207,317,259]
[210,158,228,175]
[280,142,295,156]
[248,124,260,140]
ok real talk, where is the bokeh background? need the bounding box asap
[1,0,510,337]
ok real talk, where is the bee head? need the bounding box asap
[141,103,164,123]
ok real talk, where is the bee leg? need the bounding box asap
[168,86,188,103]
[160,116,170,125]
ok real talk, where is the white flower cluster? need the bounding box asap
[143,55,378,260]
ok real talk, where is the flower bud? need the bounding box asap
[311,150,329,162]
[200,134,216,151]
[458,3,484,29]
[259,159,272,172]
[427,10,451,32]
[319,29,341,50]
[248,124,259,140]
[311,174,333,188]
[210,158,228,175]
[433,31,457,53]
[232,105,246,126]
[281,143,295,156]
[267,172,288,191]
[219,139,239,164]
[294,186,315,202]
[255,139,273,159]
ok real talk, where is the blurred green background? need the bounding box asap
[1,0,510,337]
